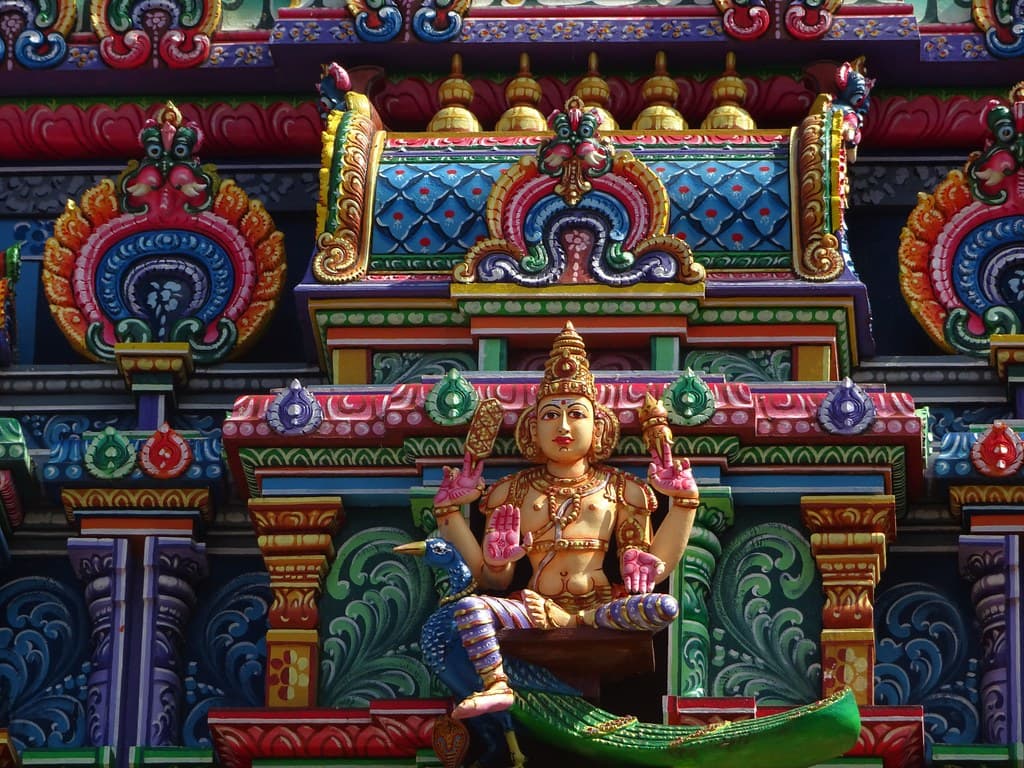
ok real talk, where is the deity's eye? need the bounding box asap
[172,143,189,159]
[996,122,1016,144]
[540,410,559,420]
[145,143,162,159]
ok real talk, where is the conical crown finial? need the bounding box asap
[538,321,596,401]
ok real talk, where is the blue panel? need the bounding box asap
[724,473,887,506]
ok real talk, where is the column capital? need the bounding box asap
[801,494,897,539]
[248,496,343,542]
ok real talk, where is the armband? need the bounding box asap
[434,504,462,520]
[670,496,700,510]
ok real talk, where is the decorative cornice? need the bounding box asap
[949,484,1024,518]
[207,701,449,768]
[61,487,211,521]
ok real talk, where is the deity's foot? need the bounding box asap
[452,681,515,720]
[522,590,577,628]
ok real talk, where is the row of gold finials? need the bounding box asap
[428,51,757,133]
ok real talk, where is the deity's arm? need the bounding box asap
[615,477,658,575]
[645,438,700,577]
[435,502,485,580]
[433,456,487,581]
[649,493,698,578]
[617,474,698,583]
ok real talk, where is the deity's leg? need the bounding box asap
[452,595,515,719]
[591,593,679,630]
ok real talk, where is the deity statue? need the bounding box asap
[433,322,699,719]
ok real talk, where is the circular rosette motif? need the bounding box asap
[900,97,1024,357]
[267,379,324,436]
[425,369,479,427]
[84,426,137,479]
[139,423,193,479]
[662,370,715,427]
[43,176,285,364]
[818,378,876,435]
[971,422,1024,478]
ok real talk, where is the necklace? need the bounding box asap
[530,466,605,527]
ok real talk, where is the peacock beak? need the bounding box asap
[393,541,427,557]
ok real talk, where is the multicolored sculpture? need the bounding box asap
[42,101,286,363]
[900,83,1024,355]
[455,97,705,289]
[425,322,700,719]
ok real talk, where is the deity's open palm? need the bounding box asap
[434,454,485,506]
[483,504,531,566]
[647,442,698,499]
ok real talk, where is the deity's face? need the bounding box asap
[535,395,595,465]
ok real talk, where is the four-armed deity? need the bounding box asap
[432,322,699,718]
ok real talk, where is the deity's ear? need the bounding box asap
[589,403,620,463]
[515,408,542,463]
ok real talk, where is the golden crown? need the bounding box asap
[537,322,597,402]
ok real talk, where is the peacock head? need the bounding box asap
[394,537,464,570]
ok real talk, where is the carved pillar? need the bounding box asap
[669,486,734,697]
[959,535,1022,745]
[141,537,207,746]
[249,496,342,707]
[68,538,129,748]
[68,535,207,752]
[801,494,896,705]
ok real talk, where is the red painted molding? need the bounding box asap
[208,701,449,768]
[0,101,322,162]
[0,87,996,162]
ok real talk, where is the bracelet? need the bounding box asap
[434,504,462,520]
[670,496,700,509]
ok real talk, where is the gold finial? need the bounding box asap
[157,101,183,126]
[537,321,597,402]
[1011,81,1024,103]
[633,51,687,132]
[573,52,617,130]
[428,54,482,133]
[496,53,547,132]
[701,52,756,131]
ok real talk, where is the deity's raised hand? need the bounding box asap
[434,453,485,507]
[483,504,531,566]
[621,547,665,594]
[647,441,699,499]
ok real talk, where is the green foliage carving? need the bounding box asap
[373,352,476,385]
[709,522,821,705]
[682,350,791,382]
[319,526,436,705]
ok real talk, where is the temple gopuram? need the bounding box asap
[2,0,1024,764]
